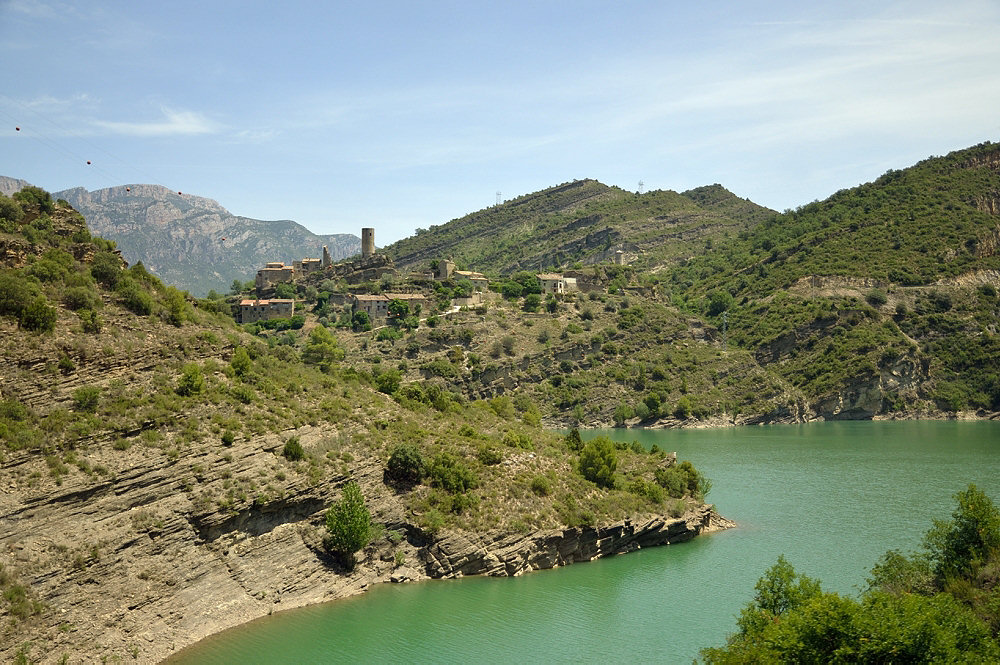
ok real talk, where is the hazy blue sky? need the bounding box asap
[2,0,999,243]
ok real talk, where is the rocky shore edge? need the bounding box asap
[163,504,732,663]
[1,432,732,665]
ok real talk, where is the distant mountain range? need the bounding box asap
[0,177,360,296]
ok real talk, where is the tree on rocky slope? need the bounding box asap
[324,482,374,569]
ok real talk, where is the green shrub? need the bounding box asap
[530,475,552,496]
[116,278,153,315]
[63,286,99,311]
[923,483,1000,580]
[324,482,374,568]
[565,428,583,451]
[375,369,401,395]
[427,452,478,493]
[13,185,54,213]
[90,251,122,287]
[72,386,101,412]
[282,437,305,461]
[627,477,665,504]
[0,271,39,318]
[0,193,25,230]
[866,289,888,307]
[175,364,205,396]
[385,443,426,483]
[476,445,503,465]
[221,430,235,447]
[578,436,617,488]
[230,384,255,404]
[163,286,189,325]
[77,309,102,333]
[58,354,75,373]
[230,347,251,377]
[20,295,56,332]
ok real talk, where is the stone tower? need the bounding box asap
[362,227,375,259]
[322,245,331,268]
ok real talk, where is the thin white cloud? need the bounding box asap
[94,108,219,137]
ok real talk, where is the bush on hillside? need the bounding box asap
[90,251,122,288]
[385,443,426,484]
[578,436,617,488]
[19,295,56,332]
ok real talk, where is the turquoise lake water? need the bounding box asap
[166,420,1000,664]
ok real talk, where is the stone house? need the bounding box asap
[353,292,427,320]
[236,298,295,324]
[255,262,295,290]
[537,273,565,295]
[536,273,579,296]
[437,260,488,291]
[453,270,489,291]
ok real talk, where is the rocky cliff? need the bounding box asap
[0,420,729,665]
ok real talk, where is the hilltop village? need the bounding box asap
[234,226,590,328]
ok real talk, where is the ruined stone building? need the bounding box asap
[292,258,322,275]
[436,259,488,291]
[236,298,295,324]
[352,292,426,320]
[255,262,294,290]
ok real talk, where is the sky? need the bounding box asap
[2,0,999,244]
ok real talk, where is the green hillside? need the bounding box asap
[0,187,715,663]
[383,179,774,275]
[669,141,1000,414]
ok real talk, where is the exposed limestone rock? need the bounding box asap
[0,428,730,665]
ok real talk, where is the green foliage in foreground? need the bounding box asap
[324,482,374,568]
[702,484,1000,663]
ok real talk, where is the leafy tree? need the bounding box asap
[230,347,252,377]
[324,482,374,568]
[565,427,583,451]
[13,185,54,213]
[302,325,344,371]
[427,452,478,493]
[116,278,152,316]
[523,293,541,312]
[578,436,617,488]
[374,369,401,395]
[0,192,25,231]
[705,289,732,316]
[0,271,39,318]
[274,282,296,299]
[388,298,409,320]
[63,286,99,311]
[923,483,1000,580]
[352,310,371,332]
[736,555,823,636]
[163,286,189,325]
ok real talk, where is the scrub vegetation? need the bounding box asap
[702,484,1000,663]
